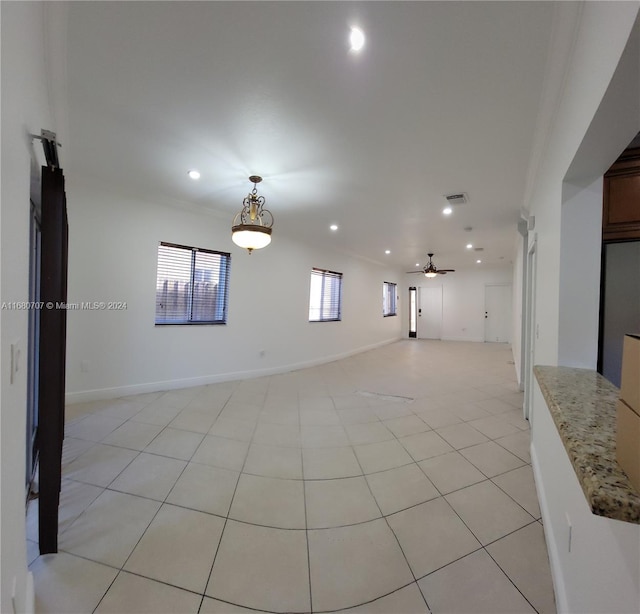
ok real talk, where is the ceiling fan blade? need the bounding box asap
[438,269,455,273]
[405,271,425,274]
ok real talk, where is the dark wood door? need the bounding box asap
[37,166,68,554]
[603,147,640,241]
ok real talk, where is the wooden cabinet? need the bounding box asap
[603,147,640,241]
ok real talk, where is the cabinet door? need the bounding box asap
[603,148,640,241]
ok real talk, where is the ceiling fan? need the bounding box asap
[407,253,455,278]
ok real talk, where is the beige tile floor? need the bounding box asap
[28,340,556,613]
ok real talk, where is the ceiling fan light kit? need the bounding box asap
[407,253,455,277]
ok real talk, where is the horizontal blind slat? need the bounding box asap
[156,243,230,324]
[156,244,191,322]
[383,281,397,316]
[309,268,342,322]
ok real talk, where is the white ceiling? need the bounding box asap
[64,1,556,272]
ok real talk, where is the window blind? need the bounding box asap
[383,281,397,317]
[309,268,342,322]
[155,242,230,325]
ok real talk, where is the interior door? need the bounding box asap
[418,286,443,339]
[37,165,68,554]
[484,284,512,342]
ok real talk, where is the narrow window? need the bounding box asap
[309,268,342,322]
[409,286,417,337]
[155,242,230,325]
[383,281,397,317]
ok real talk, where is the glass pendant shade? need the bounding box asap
[231,226,272,251]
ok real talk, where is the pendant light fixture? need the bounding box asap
[231,175,273,254]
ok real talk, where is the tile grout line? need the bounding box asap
[351,433,434,613]
[197,387,260,613]
[53,347,541,614]
[413,490,542,611]
[483,526,544,614]
[299,388,314,614]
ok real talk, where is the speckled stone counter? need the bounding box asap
[534,365,640,524]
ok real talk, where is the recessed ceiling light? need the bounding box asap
[330,224,338,231]
[385,250,391,255]
[187,169,200,180]
[349,27,365,52]
[415,263,420,267]
[476,259,482,264]
[466,243,473,249]
[443,207,453,216]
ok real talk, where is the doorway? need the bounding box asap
[418,286,443,339]
[484,284,512,343]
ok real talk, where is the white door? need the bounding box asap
[419,286,443,339]
[484,284,512,342]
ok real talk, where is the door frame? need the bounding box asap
[26,199,42,493]
[523,236,537,421]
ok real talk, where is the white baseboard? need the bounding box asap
[531,443,568,613]
[66,337,401,404]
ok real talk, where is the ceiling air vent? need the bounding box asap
[444,192,469,205]
[474,247,484,252]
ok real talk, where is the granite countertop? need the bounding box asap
[534,366,640,524]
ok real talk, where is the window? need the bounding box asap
[309,268,342,322]
[155,242,230,325]
[383,281,397,317]
[408,286,417,337]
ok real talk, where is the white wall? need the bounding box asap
[526,2,639,368]
[65,181,403,402]
[526,4,640,613]
[403,265,512,343]
[1,3,57,612]
[557,178,603,369]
